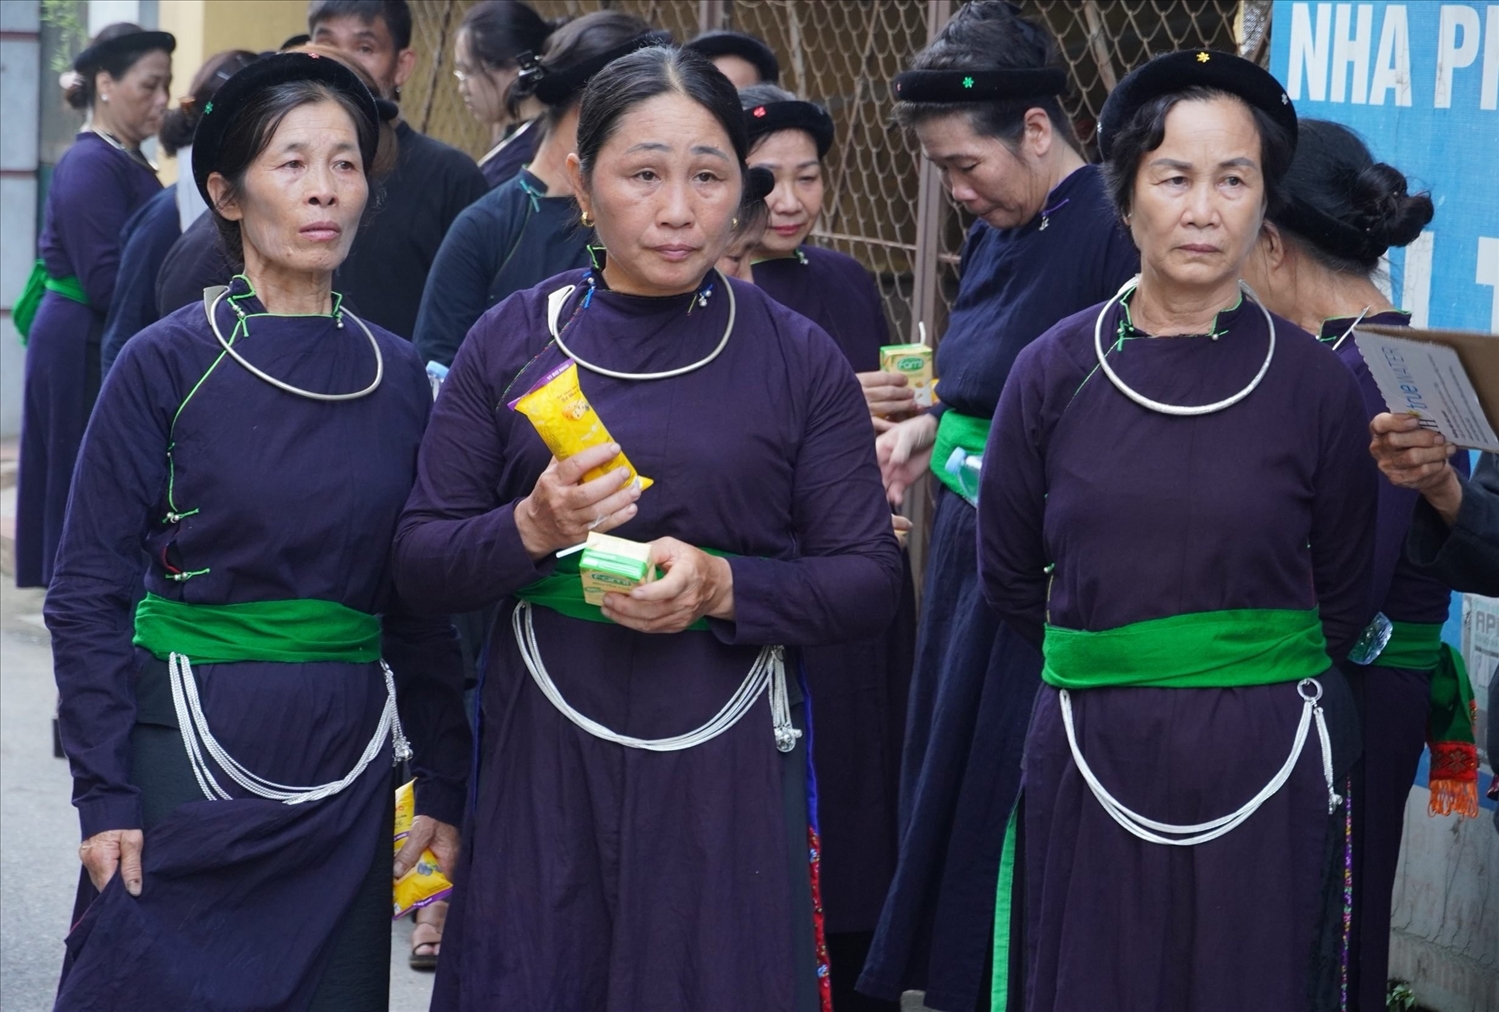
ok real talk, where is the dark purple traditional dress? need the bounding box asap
[979,294,1378,1012]
[1323,311,1466,1012]
[395,267,904,1012]
[755,244,915,1012]
[860,164,1138,1012]
[46,277,468,1011]
[17,131,160,588]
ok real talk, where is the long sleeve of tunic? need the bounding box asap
[978,300,1377,664]
[47,291,470,838]
[1407,452,1499,597]
[396,270,903,647]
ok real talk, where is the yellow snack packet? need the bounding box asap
[392,779,453,919]
[510,359,653,491]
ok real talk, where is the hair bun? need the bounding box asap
[744,165,775,203]
[60,70,88,110]
[1351,161,1432,249]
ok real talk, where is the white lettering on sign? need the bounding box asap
[1333,4,1375,102]
[1436,5,1482,108]
[1484,4,1499,109]
[1476,235,1499,332]
[1370,4,1413,105]
[1290,2,1333,100]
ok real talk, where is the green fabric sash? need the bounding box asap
[930,409,989,503]
[1368,619,1478,814]
[1370,620,1443,671]
[13,259,88,342]
[515,547,733,632]
[133,593,382,664]
[1042,608,1330,689]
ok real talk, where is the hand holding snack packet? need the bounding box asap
[392,780,455,919]
[511,360,653,491]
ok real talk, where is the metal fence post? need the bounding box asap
[909,0,951,345]
[699,0,728,34]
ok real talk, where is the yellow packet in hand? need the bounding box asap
[509,359,653,491]
[393,779,453,919]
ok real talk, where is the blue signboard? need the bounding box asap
[1270,1,1499,333]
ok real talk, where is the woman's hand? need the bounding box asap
[1369,413,1463,524]
[892,512,913,546]
[857,370,918,427]
[514,443,642,560]
[601,537,734,633]
[393,814,462,881]
[876,413,938,507]
[79,829,144,896]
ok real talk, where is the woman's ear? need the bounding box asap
[1024,106,1052,159]
[206,173,243,222]
[564,153,589,218]
[1259,219,1286,270]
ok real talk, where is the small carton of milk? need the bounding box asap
[578,532,656,606]
[880,343,935,409]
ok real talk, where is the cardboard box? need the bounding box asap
[578,532,656,606]
[880,343,935,409]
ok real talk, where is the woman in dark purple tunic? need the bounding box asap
[395,46,902,1012]
[858,7,1137,1010]
[46,53,467,1011]
[413,13,666,369]
[15,23,172,589]
[727,82,913,1012]
[980,52,1377,1012]
[1240,119,1471,1012]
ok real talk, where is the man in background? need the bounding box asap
[310,0,488,340]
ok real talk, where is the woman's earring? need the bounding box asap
[731,216,739,229]
[580,211,594,227]
[101,94,110,103]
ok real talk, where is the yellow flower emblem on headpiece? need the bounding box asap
[1196,52,1211,63]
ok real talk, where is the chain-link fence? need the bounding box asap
[405,0,1269,344]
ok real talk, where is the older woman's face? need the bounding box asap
[915,111,1049,230]
[573,91,741,297]
[212,99,368,279]
[1127,95,1267,292]
[750,129,823,257]
[99,49,172,146]
[455,29,516,126]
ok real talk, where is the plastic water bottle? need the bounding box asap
[425,360,449,400]
[945,447,982,507]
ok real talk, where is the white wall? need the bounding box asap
[0,1,41,438]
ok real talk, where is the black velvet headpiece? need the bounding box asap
[685,30,780,85]
[743,100,835,159]
[1097,49,1297,159]
[891,67,1067,104]
[74,28,175,74]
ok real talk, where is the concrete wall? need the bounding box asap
[156,0,311,185]
[0,1,41,439]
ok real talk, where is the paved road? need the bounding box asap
[0,581,436,1011]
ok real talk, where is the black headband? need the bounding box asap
[744,100,835,159]
[1277,197,1386,263]
[74,29,175,74]
[685,31,780,85]
[1097,49,1297,159]
[519,30,672,106]
[892,67,1067,103]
